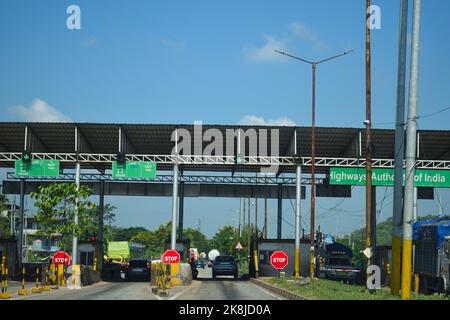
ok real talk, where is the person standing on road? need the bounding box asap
[190,258,198,280]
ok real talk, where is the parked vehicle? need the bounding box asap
[317,242,360,284]
[196,260,206,269]
[124,258,151,281]
[414,217,450,294]
[212,255,238,280]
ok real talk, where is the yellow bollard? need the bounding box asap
[61,265,67,287]
[32,267,42,293]
[0,267,11,299]
[18,267,29,295]
[42,266,52,291]
[57,264,64,287]
[94,257,98,272]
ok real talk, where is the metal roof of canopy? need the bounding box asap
[1,122,450,173]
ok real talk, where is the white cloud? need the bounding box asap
[9,99,72,122]
[239,115,296,127]
[160,38,185,51]
[243,21,328,63]
[288,22,327,52]
[243,35,289,63]
[81,35,97,47]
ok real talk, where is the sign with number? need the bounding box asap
[15,160,60,177]
[112,161,157,179]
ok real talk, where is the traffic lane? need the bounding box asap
[175,267,284,300]
[17,281,158,300]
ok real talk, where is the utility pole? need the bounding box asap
[401,0,422,300]
[274,48,352,281]
[255,173,258,238]
[391,0,409,296]
[255,197,258,238]
[248,198,251,258]
[264,197,268,239]
[239,198,242,237]
[365,0,374,275]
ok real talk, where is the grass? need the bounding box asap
[266,277,449,300]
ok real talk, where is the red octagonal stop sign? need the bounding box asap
[270,251,288,270]
[162,249,181,264]
[52,251,71,266]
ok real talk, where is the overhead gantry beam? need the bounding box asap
[1,152,450,169]
[6,172,324,185]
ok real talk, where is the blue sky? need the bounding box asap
[1,1,450,239]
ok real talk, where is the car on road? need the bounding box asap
[124,258,151,281]
[212,255,238,280]
[196,260,206,269]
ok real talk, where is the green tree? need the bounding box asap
[84,204,117,241]
[30,183,96,250]
[0,193,10,238]
[112,226,148,241]
[183,227,210,254]
[103,204,117,240]
[130,222,172,258]
[210,225,239,256]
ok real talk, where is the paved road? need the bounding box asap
[14,281,156,300]
[11,267,282,300]
[169,267,284,300]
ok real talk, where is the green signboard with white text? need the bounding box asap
[15,160,60,177]
[329,167,450,188]
[112,161,157,179]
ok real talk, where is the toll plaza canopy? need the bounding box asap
[1,122,450,173]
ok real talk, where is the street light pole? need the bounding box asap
[275,49,352,280]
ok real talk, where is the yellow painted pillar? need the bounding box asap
[391,236,401,295]
[401,240,413,300]
[414,274,420,293]
[253,250,259,278]
[294,248,300,279]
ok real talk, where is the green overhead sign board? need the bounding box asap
[15,160,60,177]
[112,161,157,179]
[330,167,450,188]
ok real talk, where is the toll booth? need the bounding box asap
[164,239,190,262]
[257,239,311,278]
[0,238,18,277]
[77,240,101,268]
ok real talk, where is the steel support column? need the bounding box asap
[402,0,421,300]
[98,180,105,272]
[171,164,179,250]
[178,182,184,241]
[18,179,25,266]
[295,166,302,279]
[277,184,282,239]
[72,162,80,265]
[391,0,409,296]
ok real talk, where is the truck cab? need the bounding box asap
[414,218,450,294]
[317,242,360,284]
